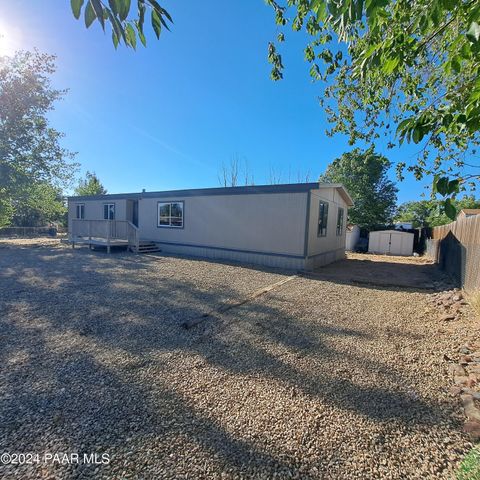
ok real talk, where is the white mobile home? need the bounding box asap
[68,182,353,270]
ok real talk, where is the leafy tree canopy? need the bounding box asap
[74,171,107,196]
[11,182,67,227]
[319,147,397,228]
[69,0,172,49]
[0,50,76,227]
[395,196,480,228]
[266,0,480,217]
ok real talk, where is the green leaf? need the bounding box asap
[151,9,161,38]
[135,21,147,46]
[125,23,137,49]
[444,198,457,220]
[466,22,480,43]
[71,0,84,19]
[84,1,96,28]
[112,31,119,49]
[435,176,449,196]
[108,0,119,15]
[118,0,131,21]
[90,0,105,29]
[447,179,460,194]
[382,56,399,74]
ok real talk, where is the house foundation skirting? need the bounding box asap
[154,241,345,271]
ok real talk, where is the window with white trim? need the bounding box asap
[317,201,329,237]
[336,207,344,236]
[158,201,184,228]
[75,203,85,219]
[103,203,115,220]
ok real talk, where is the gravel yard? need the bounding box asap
[0,239,478,479]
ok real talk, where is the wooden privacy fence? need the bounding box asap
[425,214,480,292]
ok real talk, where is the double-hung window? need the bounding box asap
[317,201,329,237]
[75,204,85,219]
[158,201,184,228]
[103,203,115,220]
[336,207,344,236]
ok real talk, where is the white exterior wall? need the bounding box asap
[68,199,127,234]
[138,192,308,257]
[368,230,414,256]
[305,188,349,269]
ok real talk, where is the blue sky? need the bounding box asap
[0,0,447,203]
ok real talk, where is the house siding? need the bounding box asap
[68,199,127,233]
[305,188,349,269]
[138,192,308,257]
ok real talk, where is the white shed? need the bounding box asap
[368,230,414,256]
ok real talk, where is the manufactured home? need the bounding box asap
[68,182,353,270]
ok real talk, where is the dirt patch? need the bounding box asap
[307,252,450,290]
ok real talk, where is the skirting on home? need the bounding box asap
[68,182,354,270]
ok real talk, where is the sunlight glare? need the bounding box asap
[0,19,22,57]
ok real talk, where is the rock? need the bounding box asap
[454,375,469,386]
[440,313,456,322]
[462,388,480,400]
[460,394,480,422]
[449,364,466,376]
[459,346,471,355]
[452,293,463,302]
[449,386,463,396]
[463,421,480,441]
[460,355,473,365]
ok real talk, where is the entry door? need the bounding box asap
[132,200,139,227]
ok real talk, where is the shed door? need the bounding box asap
[379,233,391,254]
[390,233,403,255]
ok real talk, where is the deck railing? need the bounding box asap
[71,220,139,252]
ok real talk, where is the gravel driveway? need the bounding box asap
[0,240,477,479]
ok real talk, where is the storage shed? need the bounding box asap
[368,230,414,256]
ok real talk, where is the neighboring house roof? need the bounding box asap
[459,209,480,216]
[69,182,355,206]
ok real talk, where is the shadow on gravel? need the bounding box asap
[0,245,460,478]
[305,257,452,293]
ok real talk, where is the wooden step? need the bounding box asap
[133,241,161,254]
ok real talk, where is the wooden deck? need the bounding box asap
[70,220,139,253]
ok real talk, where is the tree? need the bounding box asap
[319,148,397,229]
[395,196,480,228]
[266,0,480,217]
[74,171,107,196]
[0,50,76,226]
[11,182,67,227]
[69,0,172,49]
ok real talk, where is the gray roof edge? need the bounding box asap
[68,182,354,205]
[68,182,320,201]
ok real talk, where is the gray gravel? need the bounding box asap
[0,241,477,479]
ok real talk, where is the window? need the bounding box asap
[158,201,184,228]
[317,201,329,237]
[103,203,115,220]
[75,204,85,219]
[336,207,344,236]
